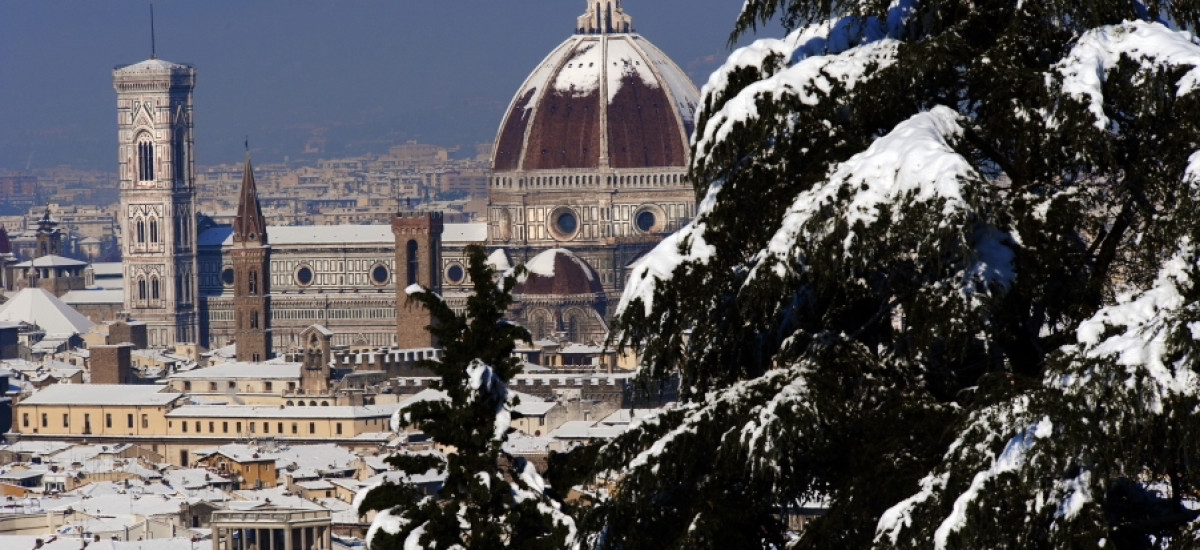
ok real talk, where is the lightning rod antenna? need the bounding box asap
[150,3,157,59]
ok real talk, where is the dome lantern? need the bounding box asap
[577,0,633,34]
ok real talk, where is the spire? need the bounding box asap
[150,3,157,60]
[577,0,632,34]
[233,153,267,245]
[37,208,57,233]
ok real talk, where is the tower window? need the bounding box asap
[137,139,155,181]
[151,276,160,300]
[249,271,258,295]
[250,310,259,329]
[138,278,147,301]
[406,240,419,286]
[149,218,159,243]
[136,220,146,244]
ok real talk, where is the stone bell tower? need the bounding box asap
[392,212,443,349]
[114,55,199,348]
[232,154,272,362]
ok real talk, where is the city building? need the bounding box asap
[113,55,200,348]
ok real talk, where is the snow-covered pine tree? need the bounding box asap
[355,244,577,549]
[566,1,1200,548]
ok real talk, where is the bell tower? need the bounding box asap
[232,154,272,362]
[114,56,199,348]
[392,212,443,349]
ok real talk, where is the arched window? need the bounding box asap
[137,139,155,181]
[151,277,160,300]
[137,278,147,301]
[149,218,159,243]
[173,131,185,181]
[249,270,258,295]
[136,220,146,243]
[406,240,419,286]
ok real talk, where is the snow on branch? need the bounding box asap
[695,39,900,157]
[1057,239,1200,413]
[749,106,1014,298]
[1054,21,1200,130]
[466,359,511,441]
[616,183,718,317]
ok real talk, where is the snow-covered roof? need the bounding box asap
[90,262,124,276]
[20,384,183,406]
[60,288,123,305]
[513,401,557,417]
[0,288,95,336]
[443,223,487,243]
[199,222,486,248]
[12,255,87,269]
[167,404,400,419]
[168,362,301,380]
[549,420,625,440]
[115,57,193,72]
[487,249,512,271]
[492,31,698,172]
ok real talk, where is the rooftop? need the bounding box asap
[168,362,301,380]
[20,384,183,407]
[0,288,95,336]
[198,222,487,248]
[168,403,400,419]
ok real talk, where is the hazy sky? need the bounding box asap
[0,1,781,172]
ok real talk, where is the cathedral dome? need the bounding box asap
[491,1,700,172]
[514,248,605,296]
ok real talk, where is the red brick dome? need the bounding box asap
[491,17,699,173]
[514,248,605,296]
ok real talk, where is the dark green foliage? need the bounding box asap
[357,244,575,549]
[573,1,1200,548]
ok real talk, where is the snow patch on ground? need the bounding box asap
[1054,21,1200,130]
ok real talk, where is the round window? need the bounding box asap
[636,210,657,232]
[295,265,314,286]
[371,264,390,285]
[446,264,465,284]
[220,268,235,287]
[555,210,577,237]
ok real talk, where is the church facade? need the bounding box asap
[120,1,698,352]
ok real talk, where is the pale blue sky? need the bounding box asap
[0,1,780,171]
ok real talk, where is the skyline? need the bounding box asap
[0,1,780,172]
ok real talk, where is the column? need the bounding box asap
[283,526,292,550]
[300,526,308,550]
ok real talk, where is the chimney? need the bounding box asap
[91,343,135,384]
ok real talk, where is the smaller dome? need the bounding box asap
[515,248,604,296]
